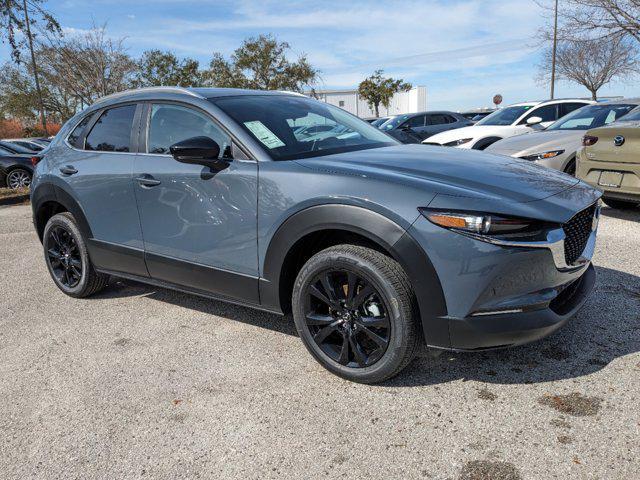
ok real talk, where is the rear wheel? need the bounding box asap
[43,212,109,297]
[602,198,639,210]
[292,245,419,383]
[6,168,31,189]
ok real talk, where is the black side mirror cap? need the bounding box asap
[170,136,229,170]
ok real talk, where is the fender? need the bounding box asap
[260,204,449,347]
[31,182,93,241]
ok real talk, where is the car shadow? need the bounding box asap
[93,265,638,387]
[93,278,298,337]
[600,205,640,221]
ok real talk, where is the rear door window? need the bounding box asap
[405,115,425,127]
[85,104,137,152]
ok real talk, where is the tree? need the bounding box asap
[0,26,137,126]
[548,0,640,43]
[38,25,136,108]
[357,70,412,117]
[204,34,319,92]
[0,0,61,131]
[538,35,638,99]
[133,50,202,88]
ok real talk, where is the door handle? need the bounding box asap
[59,165,78,175]
[136,174,161,187]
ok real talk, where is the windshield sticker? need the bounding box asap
[244,121,286,149]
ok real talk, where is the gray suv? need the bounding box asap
[31,87,601,383]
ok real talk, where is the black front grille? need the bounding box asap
[563,204,596,265]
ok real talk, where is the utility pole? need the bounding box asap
[22,0,48,132]
[550,0,559,99]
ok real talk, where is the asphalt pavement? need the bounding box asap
[0,204,638,479]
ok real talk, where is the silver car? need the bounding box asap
[486,100,640,175]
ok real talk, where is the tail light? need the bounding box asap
[582,135,598,147]
[31,156,41,166]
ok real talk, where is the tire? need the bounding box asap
[602,198,639,210]
[43,212,109,298]
[472,137,502,150]
[6,168,32,189]
[563,159,576,176]
[292,244,419,383]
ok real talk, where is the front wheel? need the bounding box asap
[292,245,419,383]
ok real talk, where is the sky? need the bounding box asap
[1,0,638,111]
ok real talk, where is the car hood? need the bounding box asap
[294,144,579,203]
[487,129,583,156]
[424,125,514,144]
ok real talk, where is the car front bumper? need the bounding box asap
[407,212,598,350]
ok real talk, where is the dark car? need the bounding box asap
[4,139,44,152]
[0,141,36,189]
[31,87,600,383]
[379,111,473,143]
[460,110,495,122]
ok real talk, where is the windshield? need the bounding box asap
[212,95,397,160]
[379,115,411,130]
[476,105,534,126]
[547,103,637,130]
[618,107,640,122]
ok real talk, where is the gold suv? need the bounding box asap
[577,110,640,209]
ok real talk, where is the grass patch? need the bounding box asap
[0,187,30,202]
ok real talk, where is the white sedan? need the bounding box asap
[423,99,593,150]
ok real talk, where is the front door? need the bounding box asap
[133,103,259,303]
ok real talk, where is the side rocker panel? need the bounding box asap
[260,205,450,348]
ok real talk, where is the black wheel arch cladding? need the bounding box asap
[260,204,449,346]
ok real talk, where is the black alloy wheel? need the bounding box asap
[42,212,109,297]
[305,269,391,368]
[46,225,83,288]
[292,244,419,383]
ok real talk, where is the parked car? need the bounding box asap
[0,141,36,189]
[3,138,44,152]
[424,99,594,150]
[577,108,640,209]
[460,110,495,122]
[370,116,390,128]
[31,87,600,383]
[379,111,473,143]
[487,100,640,175]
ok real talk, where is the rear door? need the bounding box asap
[57,103,147,276]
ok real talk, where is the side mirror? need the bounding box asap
[526,116,543,126]
[169,136,229,170]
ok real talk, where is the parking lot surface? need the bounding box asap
[0,204,638,479]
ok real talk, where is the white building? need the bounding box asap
[311,86,427,118]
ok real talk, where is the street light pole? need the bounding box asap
[550,0,559,99]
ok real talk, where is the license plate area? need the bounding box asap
[598,171,623,188]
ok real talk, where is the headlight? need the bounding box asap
[519,150,565,161]
[419,209,546,237]
[443,138,473,147]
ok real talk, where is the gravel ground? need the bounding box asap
[0,204,638,480]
